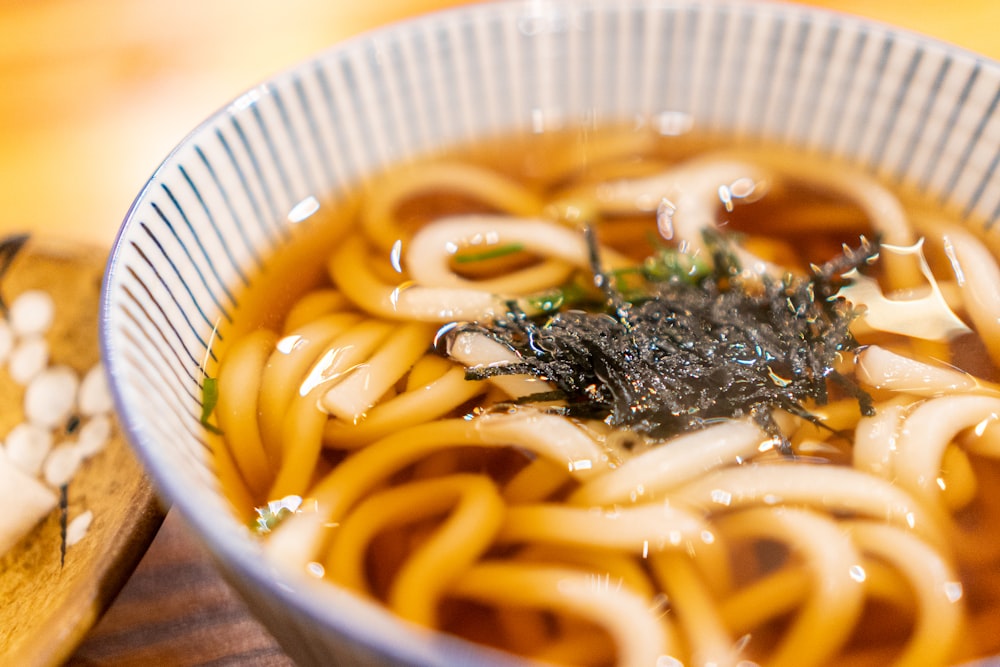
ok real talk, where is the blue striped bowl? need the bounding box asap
[100,1,1000,665]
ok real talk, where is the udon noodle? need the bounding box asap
[207,127,1000,666]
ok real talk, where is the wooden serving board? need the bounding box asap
[0,236,163,667]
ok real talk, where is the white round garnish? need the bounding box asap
[43,442,83,487]
[78,362,113,416]
[77,414,112,458]
[24,364,79,430]
[8,336,49,385]
[0,320,13,364]
[3,422,54,476]
[9,289,56,337]
[66,510,94,547]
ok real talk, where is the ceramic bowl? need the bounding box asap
[100,1,1000,665]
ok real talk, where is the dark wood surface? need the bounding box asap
[1,2,996,666]
[66,510,295,667]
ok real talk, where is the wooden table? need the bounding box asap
[1,1,996,664]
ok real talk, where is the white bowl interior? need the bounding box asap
[100,1,1000,665]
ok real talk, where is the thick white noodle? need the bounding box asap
[922,219,1000,366]
[716,507,866,667]
[265,410,611,567]
[448,562,678,667]
[672,462,948,549]
[329,234,506,322]
[360,160,544,253]
[852,400,908,479]
[893,394,1000,504]
[855,345,984,397]
[404,215,629,293]
[444,330,554,400]
[847,521,964,667]
[582,156,773,273]
[497,501,711,552]
[648,550,740,667]
[320,322,437,421]
[569,419,770,506]
[731,150,921,289]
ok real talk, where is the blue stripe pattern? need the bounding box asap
[100,3,1000,664]
[888,48,933,184]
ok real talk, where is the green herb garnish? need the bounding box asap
[454,242,526,263]
[200,376,223,435]
[250,497,301,534]
[251,506,288,533]
[525,280,590,314]
[522,245,710,314]
[640,246,710,284]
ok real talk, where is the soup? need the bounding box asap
[205,126,1000,667]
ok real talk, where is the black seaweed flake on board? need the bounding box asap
[447,230,878,449]
[59,484,68,567]
[0,233,29,316]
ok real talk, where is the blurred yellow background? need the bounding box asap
[1,0,997,247]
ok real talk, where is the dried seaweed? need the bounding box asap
[445,229,878,449]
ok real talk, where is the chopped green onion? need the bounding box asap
[642,248,710,284]
[251,496,302,534]
[200,376,223,435]
[251,505,291,533]
[525,281,590,313]
[454,242,525,264]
